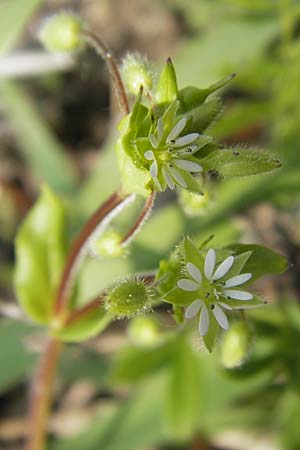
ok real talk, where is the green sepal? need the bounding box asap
[226,244,288,281]
[163,286,196,307]
[222,251,252,280]
[116,139,152,197]
[52,308,111,342]
[178,73,235,113]
[14,186,67,324]
[156,248,182,297]
[128,88,148,133]
[203,308,220,353]
[200,148,281,177]
[172,305,184,324]
[155,58,178,105]
[184,237,204,272]
[184,97,223,134]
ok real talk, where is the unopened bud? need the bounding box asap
[121,53,154,95]
[220,321,252,369]
[106,279,152,319]
[178,188,213,217]
[39,12,83,52]
[128,316,161,347]
[91,230,124,258]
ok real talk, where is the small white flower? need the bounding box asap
[177,248,254,336]
[139,101,212,191]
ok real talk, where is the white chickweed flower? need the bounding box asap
[177,249,253,336]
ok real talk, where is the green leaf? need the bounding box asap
[53,308,111,342]
[226,244,288,281]
[155,58,178,105]
[113,340,174,382]
[0,0,42,55]
[0,321,37,392]
[0,81,77,193]
[184,236,204,271]
[200,148,281,177]
[184,96,223,134]
[164,337,200,439]
[14,186,67,324]
[178,73,235,113]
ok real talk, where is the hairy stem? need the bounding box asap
[26,339,62,450]
[81,30,130,116]
[121,193,155,247]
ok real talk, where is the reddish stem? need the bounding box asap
[81,30,130,116]
[26,339,62,450]
[121,193,155,246]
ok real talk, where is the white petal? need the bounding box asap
[150,160,158,178]
[212,304,229,330]
[166,118,187,143]
[185,300,202,319]
[199,304,209,336]
[223,289,253,301]
[162,166,175,190]
[218,301,233,311]
[149,134,158,148]
[187,262,202,283]
[212,255,235,280]
[157,118,164,143]
[204,249,216,279]
[168,166,187,188]
[173,159,203,172]
[144,150,154,160]
[177,279,199,291]
[173,133,199,147]
[224,273,252,288]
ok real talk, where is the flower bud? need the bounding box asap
[220,321,252,369]
[106,279,152,319]
[91,230,124,258]
[39,12,83,52]
[178,188,213,217]
[128,317,161,347]
[121,53,154,95]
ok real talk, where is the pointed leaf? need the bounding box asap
[226,244,288,281]
[200,148,281,177]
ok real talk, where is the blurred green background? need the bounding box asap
[1,0,300,449]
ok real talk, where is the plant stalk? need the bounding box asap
[26,339,62,450]
[81,30,130,116]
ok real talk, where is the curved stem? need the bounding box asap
[26,339,62,450]
[121,193,155,247]
[81,30,130,116]
[53,190,130,317]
